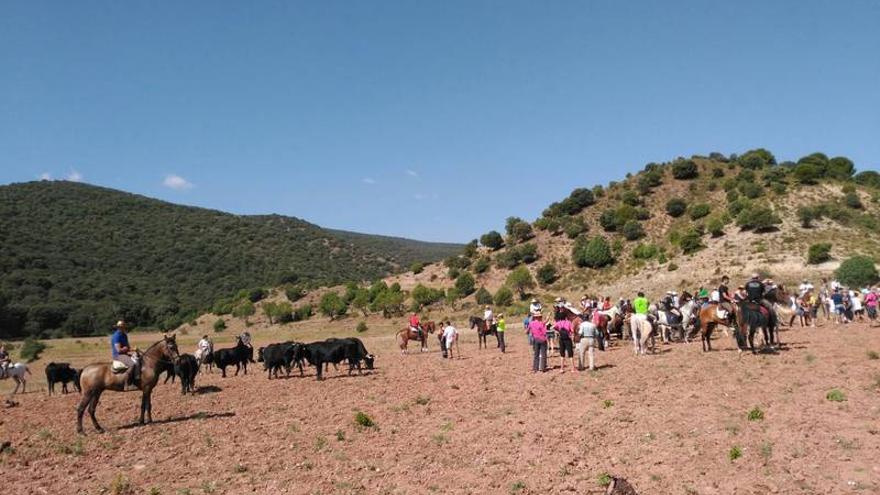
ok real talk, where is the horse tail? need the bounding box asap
[24,365,31,375]
[395,330,406,349]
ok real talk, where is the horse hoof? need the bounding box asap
[96,428,105,434]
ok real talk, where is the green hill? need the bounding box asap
[0,181,461,338]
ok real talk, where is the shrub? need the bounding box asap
[666,198,687,218]
[825,389,846,402]
[410,262,424,274]
[354,411,375,428]
[739,148,776,168]
[506,266,535,299]
[455,272,476,296]
[563,217,588,239]
[493,286,514,307]
[707,216,726,237]
[854,170,880,188]
[411,284,445,308]
[797,206,818,228]
[447,267,460,280]
[572,236,615,268]
[509,221,534,243]
[474,287,493,305]
[679,228,704,254]
[688,203,711,220]
[285,285,305,302]
[462,239,478,258]
[712,167,725,178]
[667,262,679,271]
[293,304,313,321]
[827,156,855,179]
[318,292,348,320]
[19,337,47,362]
[480,231,504,250]
[232,300,256,319]
[672,160,698,180]
[356,321,368,333]
[844,192,863,209]
[747,407,765,421]
[536,263,558,285]
[807,243,832,264]
[728,446,743,462]
[600,204,639,231]
[836,256,879,287]
[620,190,641,206]
[534,217,562,235]
[621,220,645,241]
[632,243,658,260]
[736,206,781,232]
[472,256,490,274]
[739,182,763,199]
[793,163,821,184]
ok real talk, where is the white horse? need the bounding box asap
[629,313,656,355]
[680,299,698,342]
[1,363,32,394]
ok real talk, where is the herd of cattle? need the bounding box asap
[41,336,375,397]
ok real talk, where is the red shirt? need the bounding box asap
[410,315,420,327]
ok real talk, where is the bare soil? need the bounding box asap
[2,320,880,494]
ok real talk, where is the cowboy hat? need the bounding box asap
[116,320,126,327]
[533,311,543,318]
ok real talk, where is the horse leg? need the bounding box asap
[88,391,105,433]
[76,392,90,434]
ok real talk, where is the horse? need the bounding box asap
[629,313,656,355]
[763,285,789,347]
[695,302,737,352]
[0,363,31,394]
[76,334,180,434]
[469,316,497,350]
[652,304,683,343]
[735,301,774,354]
[594,306,622,344]
[396,321,436,354]
[679,298,699,342]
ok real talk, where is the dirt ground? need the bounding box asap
[2,319,880,495]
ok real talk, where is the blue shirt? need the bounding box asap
[831,293,843,305]
[111,329,129,359]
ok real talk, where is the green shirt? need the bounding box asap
[633,297,649,315]
[496,318,506,332]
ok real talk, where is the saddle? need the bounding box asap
[741,301,769,316]
[111,361,129,374]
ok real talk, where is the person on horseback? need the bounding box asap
[483,305,494,330]
[745,274,776,327]
[196,334,213,363]
[717,275,735,320]
[529,298,542,316]
[0,344,10,379]
[110,320,139,388]
[409,312,422,339]
[660,291,681,324]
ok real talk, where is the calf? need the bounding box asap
[210,338,253,377]
[45,362,81,395]
[174,354,199,394]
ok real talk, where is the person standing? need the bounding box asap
[577,317,599,371]
[0,344,10,379]
[496,313,507,353]
[865,288,878,321]
[528,312,548,373]
[442,321,458,359]
[554,317,575,373]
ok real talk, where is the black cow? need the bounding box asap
[210,338,253,377]
[298,338,375,380]
[175,354,199,394]
[45,362,81,395]
[258,342,302,379]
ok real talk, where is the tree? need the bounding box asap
[371,289,404,318]
[506,266,535,300]
[493,286,514,307]
[672,160,698,180]
[455,272,475,296]
[854,170,880,188]
[510,221,534,243]
[736,206,781,232]
[275,302,293,323]
[480,231,504,250]
[807,243,832,264]
[410,262,425,274]
[318,292,347,320]
[505,217,525,236]
[665,198,687,218]
[232,300,255,319]
[536,263,558,285]
[463,239,479,258]
[445,288,461,309]
[572,236,614,268]
[621,220,645,241]
[793,163,821,184]
[411,284,444,309]
[836,255,879,287]
[474,287,493,305]
[262,301,279,324]
[738,148,776,169]
[827,156,855,179]
[352,289,371,316]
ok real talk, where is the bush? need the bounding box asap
[707,216,726,237]
[736,206,781,232]
[354,411,375,428]
[474,287,493,305]
[747,406,765,421]
[356,321,368,333]
[462,239,478,258]
[455,272,476,296]
[536,263,558,285]
[807,243,832,264]
[827,156,855,179]
[19,337,47,362]
[285,285,305,302]
[318,292,348,320]
[621,220,645,241]
[563,217,588,239]
[688,203,711,220]
[854,170,880,188]
[509,221,534,243]
[506,266,535,299]
[666,198,687,218]
[480,231,504,250]
[232,300,256,319]
[496,244,538,269]
[410,262,424,274]
[793,163,821,184]
[292,304,313,321]
[797,206,818,228]
[533,217,562,235]
[572,236,615,268]
[493,286,514,307]
[739,148,776,169]
[836,256,879,287]
[472,256,490,274]
[246,288,268,303]
[632,243,658,260]
[679,228,704,254]
[845,192,863,209]
[672,160,698,180]
[411,284,445,308]
[825,389,846,402]
[739,182,763,199]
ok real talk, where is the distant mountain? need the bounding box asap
[0,181,461,338]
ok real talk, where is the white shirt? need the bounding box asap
[198,338,211,352]
[443,325,457,342]
[529,303,542,314]
[484,309,493,321]
[799,283,813,296]
[710,290,720,302]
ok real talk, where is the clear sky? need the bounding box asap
[2,1,878,242]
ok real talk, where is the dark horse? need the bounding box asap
[76,335,180,434]
[469,316,497,350]
[735,285,789,353]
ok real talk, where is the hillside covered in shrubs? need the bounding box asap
[0,181,461,339]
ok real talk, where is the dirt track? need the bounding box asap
[2,322,880,494]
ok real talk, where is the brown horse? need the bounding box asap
[469,316,496,349]
[695,303,737,352]
[396,321,436,354]
[76,335,180,434]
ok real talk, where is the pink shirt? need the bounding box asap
[528,319,548,342]
[554,319,572,337]
[866,292,878,307]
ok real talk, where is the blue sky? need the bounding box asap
[2,1,878,242]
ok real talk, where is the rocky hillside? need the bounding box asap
[0,181,461,338]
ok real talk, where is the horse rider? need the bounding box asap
[110,320,140,387]
[660,291,681,324]
[483,305,494,329]
[239,331,253,349]
[579,295,590,314]
[529,298,542,316]
[716,276,736,320]
[409,312,423,339]
[195,334,213,363]
[745,274,776,326]
[0,343,10,379]
[553,297,566,321]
